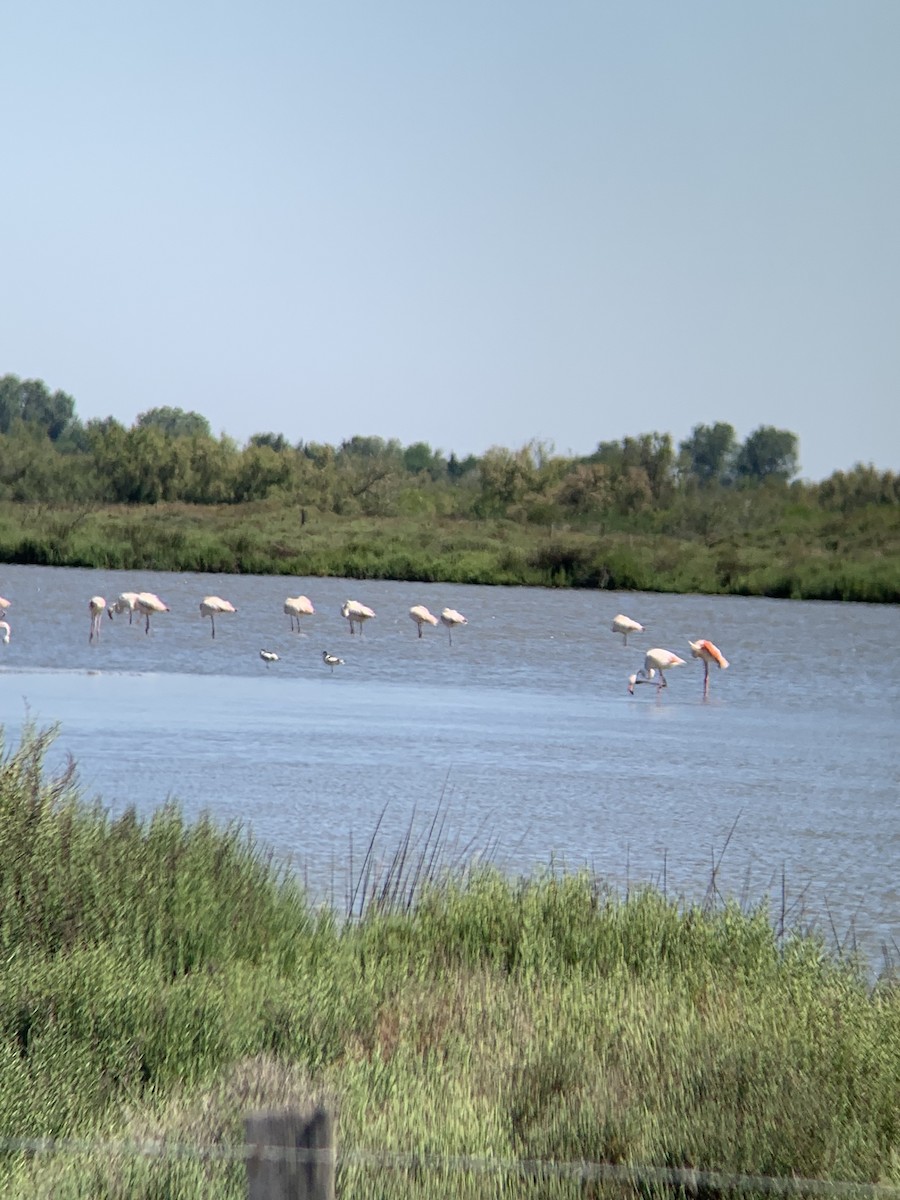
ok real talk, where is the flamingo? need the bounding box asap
[135,592,170,635]
[259,649,279,667]
[409,605,439,638]
[0,621,9,644]
[284,595,315,631]
[628,648,687,695]
[322,650,345,673]
[440,608,467,646]
[200,595,237,639]
[341,599,375,635]
[110,592,141,624]
[88,596,109,643]
[611,614,644,645]
[689,639,729,699]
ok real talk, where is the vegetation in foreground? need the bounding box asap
[0,726,897,1198]
[1,372,899,602]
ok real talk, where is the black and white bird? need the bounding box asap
[322,650,345,673]
[259,649,279,667]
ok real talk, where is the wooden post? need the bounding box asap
[245,1107,335,1200]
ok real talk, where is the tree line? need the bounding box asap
[0,373,897,520]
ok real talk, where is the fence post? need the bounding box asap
[245,1106,335,1200]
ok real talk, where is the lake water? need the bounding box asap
[0,563,897,973]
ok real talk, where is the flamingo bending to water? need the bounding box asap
[284,595,315,631]
[628,648,687,695]
[88,596,109,643]
[689,639,729,698]
[409,605,439,637]
[611,614,644,645]
[110,592,141,624]
[341,600,375,635]
[440,608,467,646]
[200,596,237,639]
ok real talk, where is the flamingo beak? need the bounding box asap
[627,674,637,695]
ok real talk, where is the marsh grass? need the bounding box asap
[0,726,897,1198]
[1,500,898,601]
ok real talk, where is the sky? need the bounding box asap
[2,2,898,481]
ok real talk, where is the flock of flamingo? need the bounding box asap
[2,591,726,696]
[611,612,729,699]
[13,590,467,675]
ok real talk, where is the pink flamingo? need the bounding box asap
[200,596,237,639]
[284,595,315,631]
[440,608,467,646]
[611,613,644,645]
[135,592,169,635]
[409,605,439,637]
[88,596,109,643]
[628,648,687,695]
[689,639,729,698]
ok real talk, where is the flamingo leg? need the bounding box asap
[703,662,710,699]
[211,614,216,639]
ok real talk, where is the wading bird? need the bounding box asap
[0,596,10,611]
[284,595,315,631]
[88,596,109,643]
[628,648,686,695]
[409,605,439,637]
[611,614,644,645]
[135,592,169,635]
[440,608,467,646]
[259,649,279,667]
[341,600,375,635]
[110,592,141,623]
[0,621,9,644]
[199,595,237,639]
[322,650,345,673]
[689,639,730,699]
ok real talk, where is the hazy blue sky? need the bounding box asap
[3,1,897,480]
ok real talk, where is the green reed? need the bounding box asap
[1,499,898,601]
[0,726,897,1197]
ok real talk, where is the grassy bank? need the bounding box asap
[1,498,899,602]
[0,726,897,1198]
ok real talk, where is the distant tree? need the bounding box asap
[338,435,401,461]
[447,451,477,480]
[554,462,613,514]
[678,422,738,485]
[0,373,75,440]
[135,406,211,439]
[249,432,289,452]
[734,426,799,482]
[589,432,675,501]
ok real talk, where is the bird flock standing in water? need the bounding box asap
[0,589,728,698]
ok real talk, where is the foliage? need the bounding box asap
[0,373,896,601]
[678,421,739,485]
[733,425,800,482]
[0,726,897,1198]
[134,405,212,439]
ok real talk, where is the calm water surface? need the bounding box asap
[0,564,897,970]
